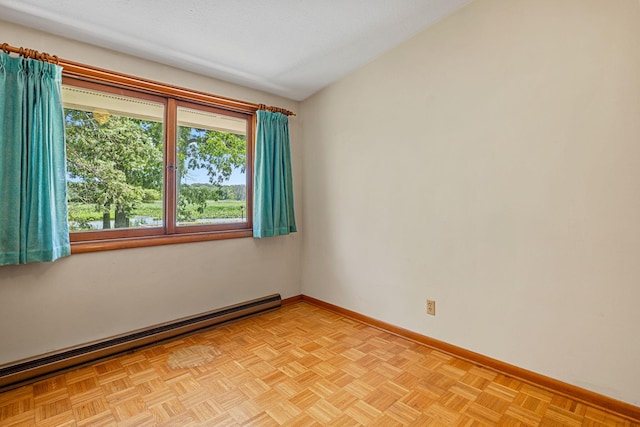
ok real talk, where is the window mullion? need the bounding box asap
[165,98,178,234]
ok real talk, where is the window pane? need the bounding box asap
[62,86,164,231]
[176,106,247,226]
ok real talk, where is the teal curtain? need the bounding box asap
[0,52,70,265]
[253,110,296,238]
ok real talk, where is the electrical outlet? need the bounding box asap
[426,300,436,316]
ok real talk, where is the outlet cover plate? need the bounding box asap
[426,300,436,316]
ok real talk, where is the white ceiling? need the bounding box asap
[0,0,470,101]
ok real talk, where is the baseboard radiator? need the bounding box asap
[0,294,281,392]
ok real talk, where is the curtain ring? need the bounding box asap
[1,43,9,54]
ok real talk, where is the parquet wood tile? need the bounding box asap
[0,302,638,426]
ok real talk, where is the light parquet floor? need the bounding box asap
[0,302,637,426]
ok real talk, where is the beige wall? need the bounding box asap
[0,21,302,364]
[301,0,640,405]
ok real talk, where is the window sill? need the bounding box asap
[70,229,253,254]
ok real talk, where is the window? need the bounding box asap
[175,103,248,229]
[62,78,253,252]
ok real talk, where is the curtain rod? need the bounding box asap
[1,42,295,116]
[1,42,59,64]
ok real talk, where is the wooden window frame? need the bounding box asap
[62,73,255,254]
